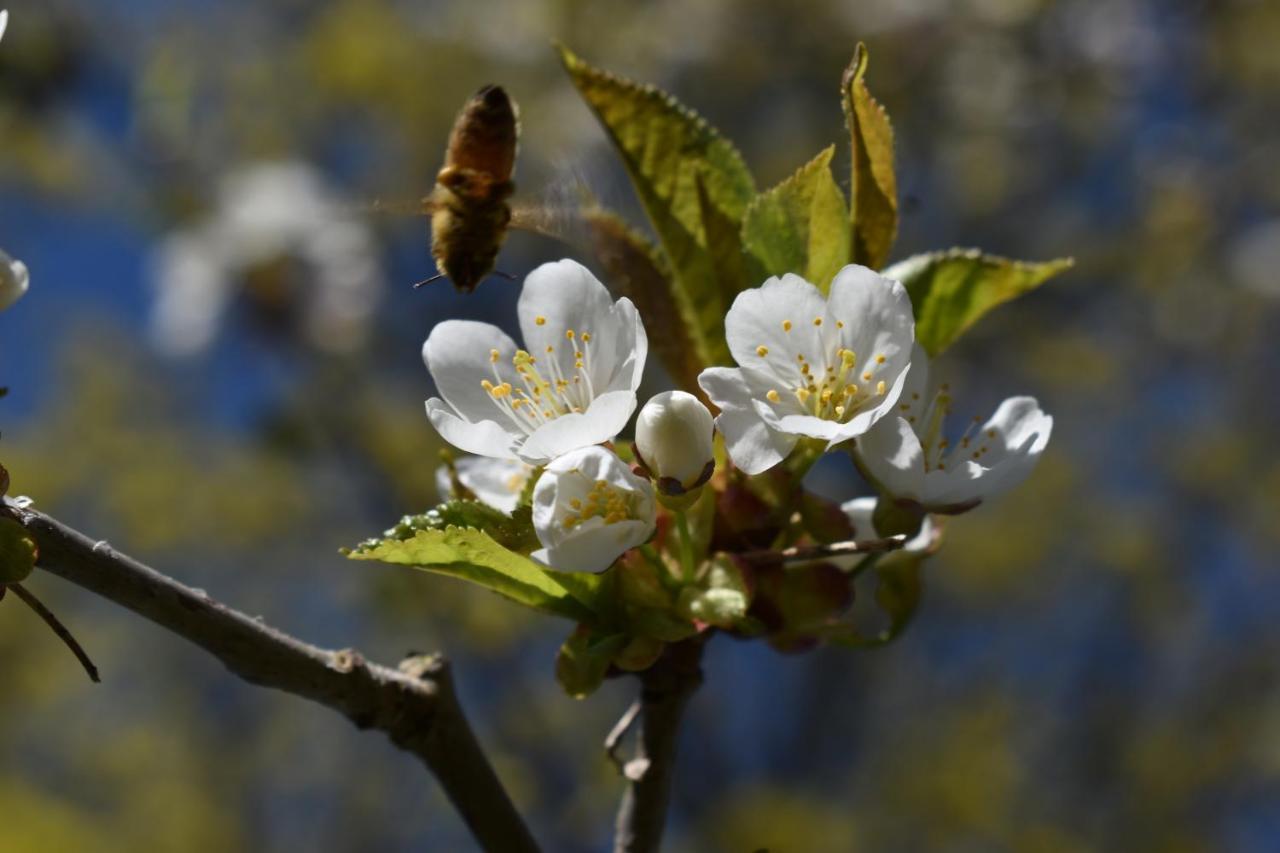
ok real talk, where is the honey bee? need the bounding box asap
[369,84,587,290]
[416,84,519,293]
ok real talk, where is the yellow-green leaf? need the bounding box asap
[348,526,601,623]
[0,517,37,584]
[741,146,851,292]
[842,44,898,270]
[885,249,1075,356]
[559,45,756,370]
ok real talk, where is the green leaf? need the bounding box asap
[559,45,756,370]
[842,43,898,270]
[348,525,601,623]
[556,629,628,699]
[741,146,851,292]
[885,249,1075,356]
[823,550,926,648]
[0,517,36,584]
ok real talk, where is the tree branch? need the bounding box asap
[612,638,705,853]
[4,499,540,853]
[737,533,907,566]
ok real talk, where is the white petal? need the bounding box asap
[921,462,987,506]
[422,320,522,426]
[827,264,915,402]
[724,273,837,384]
[426,398,520,460]
[699,367,798,475]
[841,497,878,540]
[0,11,8,44]
[518,259,621,383]
[610,296,648,392]
[534,519,652,573]
[517,389,637,464]
[971,397,1053,499]
[856,415,927,500]
[450,457,531,513]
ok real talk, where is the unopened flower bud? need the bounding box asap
[634,391,715,496]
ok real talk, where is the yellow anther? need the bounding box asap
[575,360,584,369]
[845,384,859,397]
[782,320,793,331]
[875,354,886,364]
[987,429,997,438]
[876,380,887,395]
[757,345,769,357]
[566,329,575,340]
[796,388,811,403]
[535,316,546,326]
[766,389,781,403]
[841,349,856,366]
[482,379,495,392]
[836,320,844,329]
[835,405,846,417]
[813,317,823,326]
[575,351,584,359]
[569,498,582,509]
[545,345,554,353]
[490,349,500,363]
[820,389,833,404]
[581,332,591,342]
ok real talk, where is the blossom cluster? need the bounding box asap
[425,258,1052,573]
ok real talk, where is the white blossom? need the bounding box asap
[0,248,28,311]
[530,446,656,572]
[698,265,916,475]
[634,390,715,494]
[424,259,647,465]
[150,161,383,355]
[855,343,1053,512]
[434,456,533,514]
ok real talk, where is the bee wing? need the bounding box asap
[356,197,436,218]
[508,201,593,247]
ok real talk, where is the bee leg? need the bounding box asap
[413,273,447,289]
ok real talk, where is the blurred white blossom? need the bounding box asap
[149,161,383,355]
[0,248,28,311]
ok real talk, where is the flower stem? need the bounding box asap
[674,511,696,583]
